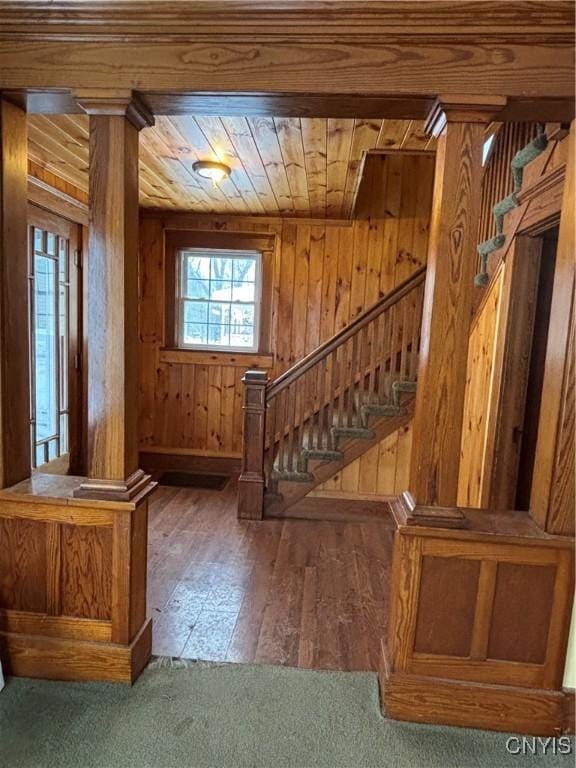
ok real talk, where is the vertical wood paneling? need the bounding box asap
[138,154,434,486]
[478,122,539,277]
[457,267,504,507]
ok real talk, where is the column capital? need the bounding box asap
[425,95,507,138]
[73,89,154,130]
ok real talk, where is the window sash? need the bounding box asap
[176,248,262,353]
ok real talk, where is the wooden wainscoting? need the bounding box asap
[382,506,574,735]
[0,474,153,683]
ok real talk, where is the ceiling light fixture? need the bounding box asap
[193,160,231,184]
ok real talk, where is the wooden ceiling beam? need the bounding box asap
[6,90,574,125]
[0,2,572,39]
[0,3,572,103]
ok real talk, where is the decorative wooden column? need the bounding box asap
[408,95,506,507]
[0,97,31,488]
[73,91,154,501]
[238,370,268,520]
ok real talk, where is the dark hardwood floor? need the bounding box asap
[147,477,394,672]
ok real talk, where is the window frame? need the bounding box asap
[175,247,263,354]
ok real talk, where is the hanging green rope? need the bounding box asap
[474,127,548,287]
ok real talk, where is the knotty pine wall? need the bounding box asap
[28,159,88,204]
[457,265,504,508]
[138,153,435,498]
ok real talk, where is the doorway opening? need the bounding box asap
[514,226,558,510]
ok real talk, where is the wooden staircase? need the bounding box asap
[238,267,427,520]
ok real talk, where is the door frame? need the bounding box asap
[480,160,566,511]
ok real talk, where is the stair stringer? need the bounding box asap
[264,397,414,519]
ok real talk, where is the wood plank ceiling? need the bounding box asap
[27,115,434,218]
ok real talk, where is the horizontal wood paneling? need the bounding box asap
[28,114,433,217]
[138,154,435,465]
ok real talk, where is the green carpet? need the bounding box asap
[0,659,572,768]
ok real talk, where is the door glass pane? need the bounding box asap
[29,225,73,469]
[34,254,58,444]
[59,284,69,411]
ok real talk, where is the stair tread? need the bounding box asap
[392,379,417,391]
[361,403,406,416]
[301,447,344,461]
[272,469,314,483]
[332,424,375,439]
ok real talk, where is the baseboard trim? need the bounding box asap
[381,668,568,736]
[0,618,152,683]
[139,451,241,477]
[265,496,394,524]
[308,489,396,503]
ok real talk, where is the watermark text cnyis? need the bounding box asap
[505,736,573,756]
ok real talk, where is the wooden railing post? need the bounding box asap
[238,370,268,520]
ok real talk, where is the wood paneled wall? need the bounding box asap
[314,424,413,499]
[457,266,505,507]
[28,159,88,204]
[138,154,435,468]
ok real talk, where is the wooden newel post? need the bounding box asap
[238,370,268,520]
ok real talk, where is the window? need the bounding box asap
[482,134,496,166]
[176,249,261,352]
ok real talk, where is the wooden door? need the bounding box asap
[27,205,83,475]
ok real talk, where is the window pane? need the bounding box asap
[35,444,46,467]
[34,255,58,442]
[185,278,209,299]
[34,228,44,253]
[233,258,256,283]
[184,300,208,324]
[46,232,57,256]
[210,258,233,281]
[209,280,232,301]
[48,439,58,462]
[207,324,231,346]
[60,414,68,454]
[183,322,207,346]
[208,302,231,325]
[58,238,69,282]
[232,282,255,302]
[186,255,210,281]
[230,326,255,348]
[231,304,255,327]
[59,284,69,410]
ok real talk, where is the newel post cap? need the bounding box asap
[242,369,269,385]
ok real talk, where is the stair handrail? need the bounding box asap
[267,265,427,401]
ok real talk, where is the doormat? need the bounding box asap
[157,472,230,490]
